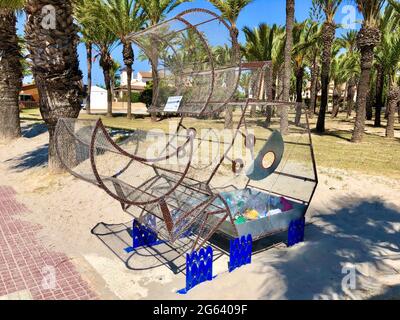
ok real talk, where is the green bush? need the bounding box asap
[131,92,141,103]
[139,82,153,108]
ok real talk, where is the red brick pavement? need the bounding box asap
[0,186,98,300]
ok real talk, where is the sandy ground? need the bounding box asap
[1,120,400,300]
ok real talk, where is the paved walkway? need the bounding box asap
[0,186,97,300]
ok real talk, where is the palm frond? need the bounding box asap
[208,0,253,25]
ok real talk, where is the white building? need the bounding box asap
[120,69,152,88]
[116,69,153,100]
[87,85,107,111]
[136,71,153,83]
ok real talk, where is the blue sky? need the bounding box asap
[17,0,362,85]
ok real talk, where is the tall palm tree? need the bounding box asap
[376,14,400,138]
[315,0,343,133]
[110,59,121,98]
[0,0,23,141]
[84,41,92,114]
[330,50,355,117]
[281,0,295,135]
[292,20,320,105]
[97,0,146,119]
[138,0,191,121]
[374,4,398,127]
[307,0,324,118]
[293,20,321,124]
[75,0,96,115]
[271,26,286,101]
[242,23,278,119]
[76,0,118,117]
[208,0,254,129]
[351,0,385,143]
[337,30,359,118]
[25,0,83,171]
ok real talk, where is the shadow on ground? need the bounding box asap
[21,122,48,138]
[91,220,226,275]
[254,195,400,299]
[7,144,48,171]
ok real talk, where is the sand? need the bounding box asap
[1,120,400,300]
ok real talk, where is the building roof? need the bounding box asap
[91,85,107,92]
[138,71,152,78]
[115,82,147,91]
[22,83,37,90]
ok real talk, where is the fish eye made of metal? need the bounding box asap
[125,8,242,116]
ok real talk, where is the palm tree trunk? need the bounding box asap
[309,57,319,119]
[386,85,400,138]
[295,67,304,103]
[250,105,257,117]
[100,49,113,117]
[398,101,400,123]
[224,107,233,129]
[331,83,340,118]
[25,0,83,171]
[123,42,134,119]
[351,27,381,143]
[346,78,356,118]
[0,10,22,141]
[374,64,384,127]
[272,68,277,100]
[366,81,374,120]
[224,25,240,129]
[85,42,92,114]
[316,21,335,133]
[105,70,113,117]
[281,0,295,135]
[277,67,284,100]
[265,66,274,127]
[295,66,303,125]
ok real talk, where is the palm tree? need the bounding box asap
[84,41,93,114]
[307,0,323,118]
[376,11,400,138]
[292,20,320,103]
[330,51,352,117]
[208,0,254,129]
[75,0,96,115]
[271,26,286,101]
[110,59,121,99]
[242,23,278,118]
[76,0,118,117]
[382,36,400,138]
[25,0,83,171]
[292,20,320,124]
[281,0,295,134]
[351,0,385,143]
[374,4,398,127]
[138,0,191,121]
[0,0,23,141]
[97,0,146,119]
[315,0,343,133]
[337,30,359,118]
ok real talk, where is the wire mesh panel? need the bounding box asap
[126,8,241,116]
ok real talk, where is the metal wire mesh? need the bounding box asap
[127,8,241,116]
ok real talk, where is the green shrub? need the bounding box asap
[139,82,153,108]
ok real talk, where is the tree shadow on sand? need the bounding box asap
[7,144,48,171]
[254,195,400,299]
[21,122,48,139]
